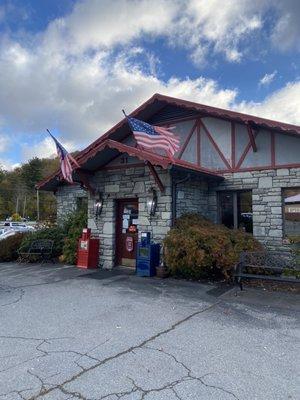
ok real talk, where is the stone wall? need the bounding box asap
[208,167,300,250]
[56,185,87,222]
[88,166,172,269]
[175,175,210,219]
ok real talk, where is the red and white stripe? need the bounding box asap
[133,126,180,157]
[61,156,74,183]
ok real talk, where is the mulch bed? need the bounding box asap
[243,279,300,293]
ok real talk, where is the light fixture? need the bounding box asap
[94,191,103,218]
[147,188,157,216]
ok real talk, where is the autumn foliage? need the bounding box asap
[163,213,262,281]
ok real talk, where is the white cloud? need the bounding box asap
[271,0,300,52]
[0,158,20,171]
[259,71,277,87]
[43,0,178,55]
[237,81,300,125]
[172,0,265,65]
[0,134,9,152]
[0,0,300,171]
[21,136,77,161]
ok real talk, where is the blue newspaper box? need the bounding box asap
[136,232,160,277]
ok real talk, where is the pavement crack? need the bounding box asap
[28,302,218,399]
[0,285,25,307]
[143,346,239,399]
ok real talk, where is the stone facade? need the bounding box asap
[56,185,87,222]
[87,166,172,269]
[208,167,300,250]
[175,175,210,218]
[55,166,300,267]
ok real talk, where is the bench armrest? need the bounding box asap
[234,262,244,276]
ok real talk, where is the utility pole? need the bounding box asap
[23,195,27,219]
[36,189,40,221]
[16,196,19,214]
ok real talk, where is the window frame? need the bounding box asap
[282,187,300,238]
[217,190,252,232]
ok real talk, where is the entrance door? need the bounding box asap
[116,199,139,267]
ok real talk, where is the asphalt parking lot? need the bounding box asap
[0,262,299,400]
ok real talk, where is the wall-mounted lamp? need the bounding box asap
[94,191,103,218]
[147,188,157,216]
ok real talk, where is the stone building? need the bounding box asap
[38,94,300,269]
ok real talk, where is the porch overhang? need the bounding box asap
[37,139,224,192]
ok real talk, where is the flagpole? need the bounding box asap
[36,189,40,221]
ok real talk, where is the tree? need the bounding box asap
[0,165,4,183]
[21,158,43,190]
[0,157,59,221]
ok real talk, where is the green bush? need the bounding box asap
[18,210,87,264]
[19,226,65,258]
[62,209,87,264]
[163,213,262,281]
[288,236,300,268]
[0,233,28,261]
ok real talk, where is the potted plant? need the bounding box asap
[156,261,169,278]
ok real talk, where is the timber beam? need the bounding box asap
[246,123,257,152]
[146,161,165,193]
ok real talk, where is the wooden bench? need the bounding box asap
[234,251,300,290]
[18,239,54,263]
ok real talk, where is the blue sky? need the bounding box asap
[0,0,299,169]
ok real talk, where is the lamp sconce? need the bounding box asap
[94,191,103,218]
[147,188,157,216]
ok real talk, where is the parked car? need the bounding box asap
[0,228,17,241]
[3,222,35,232]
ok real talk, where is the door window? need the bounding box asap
[122,203,138,234]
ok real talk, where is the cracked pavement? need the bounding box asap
[0,263,299,399]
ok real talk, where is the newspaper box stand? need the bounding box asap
[77,228,99,269]
[136,232,160,277]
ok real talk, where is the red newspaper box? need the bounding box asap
[77,228,99,269]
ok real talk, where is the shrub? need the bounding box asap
[288,236,300,268]
[163,213,262,281]
[0,233,28,261]
[16,210,87,265]
[20,226,65,258]
[62,209,87,264]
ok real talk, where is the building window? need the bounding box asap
[283,188,300,237]
[218,191,253,233]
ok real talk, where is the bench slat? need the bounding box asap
[242,264,283,271]
[235,273,299,283]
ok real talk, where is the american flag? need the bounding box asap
[47,130,80,183]
[125,116,180,157]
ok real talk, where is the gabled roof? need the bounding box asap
[37,93,300,191]
[74,93,300,169]
[37,139,223,190]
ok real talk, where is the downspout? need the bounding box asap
[171,171,191,226]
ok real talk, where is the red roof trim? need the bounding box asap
[75,93,300,167]
[37,138,223,189]
[152,93,300,135]
[37,93,300,190]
